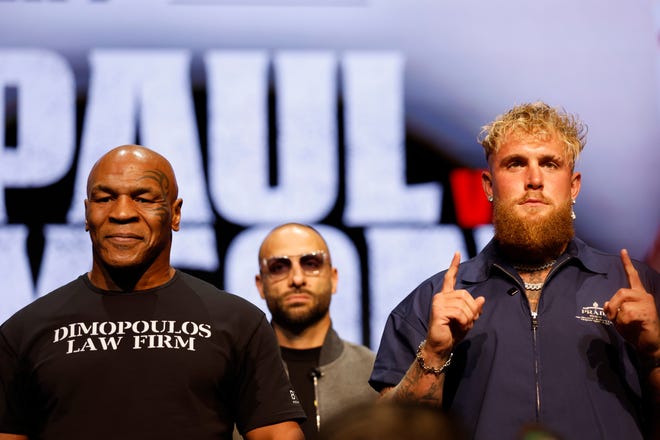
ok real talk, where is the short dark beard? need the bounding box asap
[268,292,331,336]
[493,198,574,265]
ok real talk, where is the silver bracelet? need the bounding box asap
[415,339,453,375]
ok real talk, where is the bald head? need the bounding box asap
[87,145,179,203]
[258,223,331,264]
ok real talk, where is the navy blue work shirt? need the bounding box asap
[370,238,660,440]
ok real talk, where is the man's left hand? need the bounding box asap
[604,249,660,362]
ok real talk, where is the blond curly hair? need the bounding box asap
[478,101,587,170]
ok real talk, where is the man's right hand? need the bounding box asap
[380,251,486,406]
[423,252,485,362]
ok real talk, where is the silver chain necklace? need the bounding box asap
[513,260,557,291]
[513,259,556,272]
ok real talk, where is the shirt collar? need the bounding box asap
[460,237,607,284]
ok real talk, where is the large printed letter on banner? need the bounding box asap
[50,49,217,286]
[0,49,75,223]
[206,51,338,224]
[342,52,442,225]
[68,49,212,224]
[0,225,35,322]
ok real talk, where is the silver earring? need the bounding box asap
[487,195,493,203]
[571,199,576,220]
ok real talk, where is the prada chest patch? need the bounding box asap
[575,302,612,326]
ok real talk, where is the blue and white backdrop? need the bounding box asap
[1,0,659,348]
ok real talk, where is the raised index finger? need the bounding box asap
[441,251,461,294]
[620,248,643,290]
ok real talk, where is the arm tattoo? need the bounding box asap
[391,361,444,407]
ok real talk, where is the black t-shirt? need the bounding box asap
[0,272,305,440]
[281,346,322,440]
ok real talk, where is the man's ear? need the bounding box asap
[330,267,338,295]
[571,172,581,200]
[171,198,183,231]
[481,170,493,200]
[84,199,90,231]
[255,274,266,300]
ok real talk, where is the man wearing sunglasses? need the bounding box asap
[256,223,378,440]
